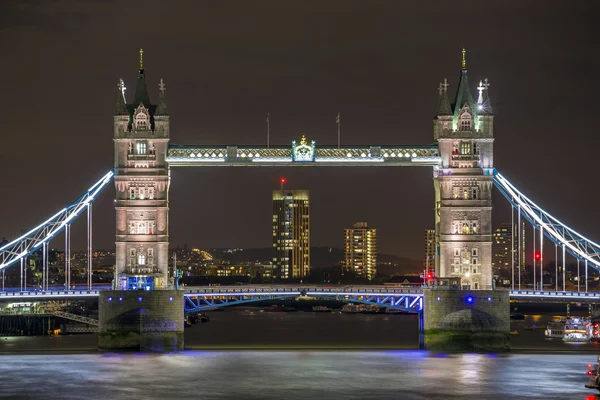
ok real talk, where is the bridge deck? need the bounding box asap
[0,288,598,303]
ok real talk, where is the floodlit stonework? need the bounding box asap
[433,50,495,290]
[113,53,171,290]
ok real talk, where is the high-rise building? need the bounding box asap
[425,229,436,272]
[492,222,526,279]
[344,222,377,280]
[272,190,310,279]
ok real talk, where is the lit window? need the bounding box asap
[138,254,146,265]
[460,142,471,155]
[136,141,147,155]
[462,223,470,234]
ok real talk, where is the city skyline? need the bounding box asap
[0,2,597,262]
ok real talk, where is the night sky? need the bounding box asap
[0,1,598,260]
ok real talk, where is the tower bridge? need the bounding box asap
[1,49,599,350]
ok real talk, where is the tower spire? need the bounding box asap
[435,78,452,116]
[133,49,150,107]
[155,78,168,115]
[452,48,477,129]
[115,78,128,115]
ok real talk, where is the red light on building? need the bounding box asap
[535,252,541,261]
[280,177,286,185]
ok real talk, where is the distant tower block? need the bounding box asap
[433,49,495,290]
[113,50,171,290]
[272,187,310,279]
[344,222,377,280]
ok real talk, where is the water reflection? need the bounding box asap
[0,351,594,399]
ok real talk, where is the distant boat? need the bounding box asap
[312,306,333,313]
[510,330,519,335]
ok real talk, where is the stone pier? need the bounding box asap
[98,290,184,352]
[423,288,510,352]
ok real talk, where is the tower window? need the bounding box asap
[136,141,147,155]
[138,254,146,265]
[460,119,471,131]
[462,222,470,235]
[460,142,471,155]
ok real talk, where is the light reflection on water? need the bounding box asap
[0,351,595,399]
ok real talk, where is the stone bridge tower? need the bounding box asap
[433,49,494,289]
[112,50,171,290]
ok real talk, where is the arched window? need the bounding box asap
[134,110,149,131]
[459,111,472,132]
[462,222,470,235]
[138,253,146,265]
[462,249,470,264]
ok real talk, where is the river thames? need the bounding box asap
[0,310,598,399]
